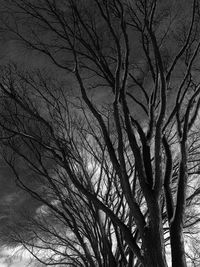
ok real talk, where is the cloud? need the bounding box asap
[0,250,31,267]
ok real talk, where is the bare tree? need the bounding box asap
[1,1,200,266]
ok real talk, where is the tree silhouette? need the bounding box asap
[0,0,200,266]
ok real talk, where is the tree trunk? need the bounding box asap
[142,199,168,267]
[142,230,168,267]
[170,223,187,267]
[169,145,187,267]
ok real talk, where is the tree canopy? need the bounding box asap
[0,1,200,266]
